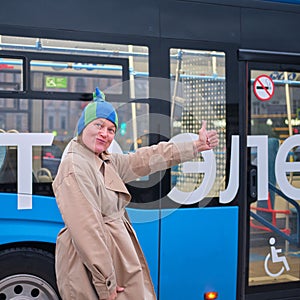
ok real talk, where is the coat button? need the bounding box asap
[107,280,111,287]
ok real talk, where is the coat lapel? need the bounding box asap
[101,158,131,201]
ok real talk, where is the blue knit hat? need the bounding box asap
[77,88,118,135]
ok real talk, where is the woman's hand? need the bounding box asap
[194,120,219,153]
[105,286,124,300]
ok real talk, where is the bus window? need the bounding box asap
[31,60,123,94]
[0,37,150,202]
[0,57,22,91]
[0,96,149,195]
[169,48,226,207]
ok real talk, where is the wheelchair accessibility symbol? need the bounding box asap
[264,237,290,277]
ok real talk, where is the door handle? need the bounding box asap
[248,166,257,202]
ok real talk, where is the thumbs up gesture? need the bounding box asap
[194,120,219,153]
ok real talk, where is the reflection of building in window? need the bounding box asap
[60,115,66,130]
[16,115,22,130]
[0,115,5,129]
[19,99,28,110]
[48,115,54,130]
[75,77,86,92]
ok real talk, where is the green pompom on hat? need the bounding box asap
[77,88,118,135]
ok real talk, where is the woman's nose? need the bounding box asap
[98,127,108,136]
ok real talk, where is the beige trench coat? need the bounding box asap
[53,139,196,300]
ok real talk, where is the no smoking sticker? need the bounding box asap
[253,75,275,101]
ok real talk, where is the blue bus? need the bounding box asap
[1,1,300,299]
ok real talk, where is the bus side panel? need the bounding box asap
[0,193,63,244]
[126,208,160,295]
[160,207,239,300]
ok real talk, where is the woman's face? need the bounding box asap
[82,118,116,154]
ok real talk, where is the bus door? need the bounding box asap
[240,50,300,299]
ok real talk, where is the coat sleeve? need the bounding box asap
[112,141,196,183]
[53,161,116,300]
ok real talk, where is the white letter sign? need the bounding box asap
[0,133,54,209]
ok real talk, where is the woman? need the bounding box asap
[53,88,218,300]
